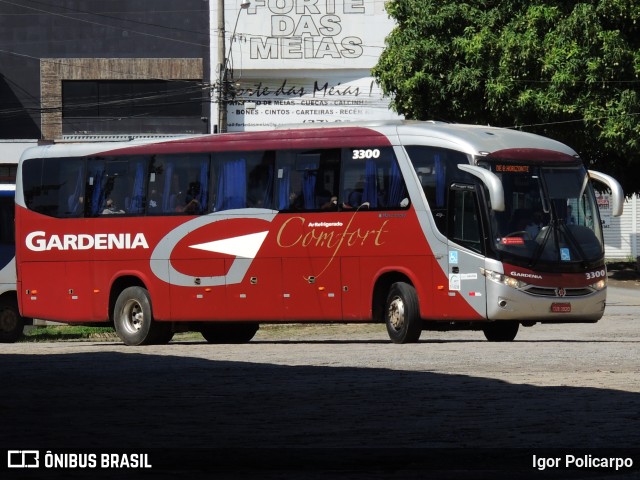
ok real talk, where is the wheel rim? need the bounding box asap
[121,299,144,335]
[388,295,405,331]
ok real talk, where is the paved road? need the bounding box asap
[1,286,638,478]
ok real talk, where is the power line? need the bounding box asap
[0,0,391,71]
[0,0,209,48]
[3,0,210,39]
[509,112,640,130]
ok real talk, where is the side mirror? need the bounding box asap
[457,164,505,212]
[588,170,624,217]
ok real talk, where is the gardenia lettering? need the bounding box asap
[26,231,149,251]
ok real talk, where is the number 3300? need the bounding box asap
[352,149,381,159]
[585,270,605,280]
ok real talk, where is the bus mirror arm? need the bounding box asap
[457,164,505,212]
[588,170,624,217]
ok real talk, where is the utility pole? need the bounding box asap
[217,0,227,133]
[217,0,250,133]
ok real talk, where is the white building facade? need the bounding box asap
[600,194,640,260]
[210,0,402,131]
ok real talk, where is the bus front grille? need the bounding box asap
[523,286,594,297]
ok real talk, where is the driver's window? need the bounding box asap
[448,186,484,254]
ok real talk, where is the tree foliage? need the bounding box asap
[372,0,640,193]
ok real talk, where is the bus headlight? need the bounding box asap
[589,279,606,291]
[481,268,528,289]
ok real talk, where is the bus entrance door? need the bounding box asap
[446,185,487,319]
[446,246,488,319]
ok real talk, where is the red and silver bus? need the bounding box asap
[15,121,623,345]
[0,185,31,342]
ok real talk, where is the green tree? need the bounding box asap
[372,0,640,193]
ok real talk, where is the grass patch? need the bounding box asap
[20,326,203,343]
[18,323,386,343]
[21,325,118,342]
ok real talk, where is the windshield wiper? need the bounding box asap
[528,224,552,269]
[527,173,555,268]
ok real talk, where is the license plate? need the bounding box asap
[551,303,571,313]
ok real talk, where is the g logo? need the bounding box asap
[149,209,277,287]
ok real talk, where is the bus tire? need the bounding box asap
[385,282,422,344]
[201,322,259,344]
[113,286,162,346]
[482,321,519,342]
[0,298,24,343]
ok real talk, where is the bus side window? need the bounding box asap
[412,151,446,209]
[214,155,247,211]
[406,146,475,234]
[246,151,275,209]
[341,147,408,210]
[448,186,484,254]
[150,154,210,215]
[0,194,14,245]
[99,159,132,215]
[211,151,277,213]
[65,164,86,217]
[275,149,340,212]
[86,158,105,217]
[316,151,340,211]
[295,153,320,210]
[147,156,163,214]
[125,159,146,214]
[23,157,87,218]
[276,151,294,211]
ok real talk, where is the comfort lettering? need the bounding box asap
[276,213,389,279]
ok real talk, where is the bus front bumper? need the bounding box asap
[485,281,607,323]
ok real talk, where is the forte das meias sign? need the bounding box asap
[227,75,399,128]
[243,0,381,65]
[213,0,402,130]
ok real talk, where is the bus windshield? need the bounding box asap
[488,163,604,267]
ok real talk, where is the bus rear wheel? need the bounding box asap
[0,298,24,343]
[114,286,172,345]
[482,321,519,342]
[385,282,422,344]
[200,322,259,344]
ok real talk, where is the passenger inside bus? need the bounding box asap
[525,211,543,239]
[147,189,160,212]
[320,195,338,210]
[343,181,365,209]
[288,191,303,210]
[174,183,201,214]
[173,193,197,213]
[102,198,124,214]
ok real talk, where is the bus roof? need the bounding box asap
[17,121,579,160]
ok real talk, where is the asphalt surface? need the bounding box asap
[1,286,638,479]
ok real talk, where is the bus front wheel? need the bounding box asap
[482,321,519,342]
[385,282,422,344]
[114,286,172,346]
[0,298,24,343]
